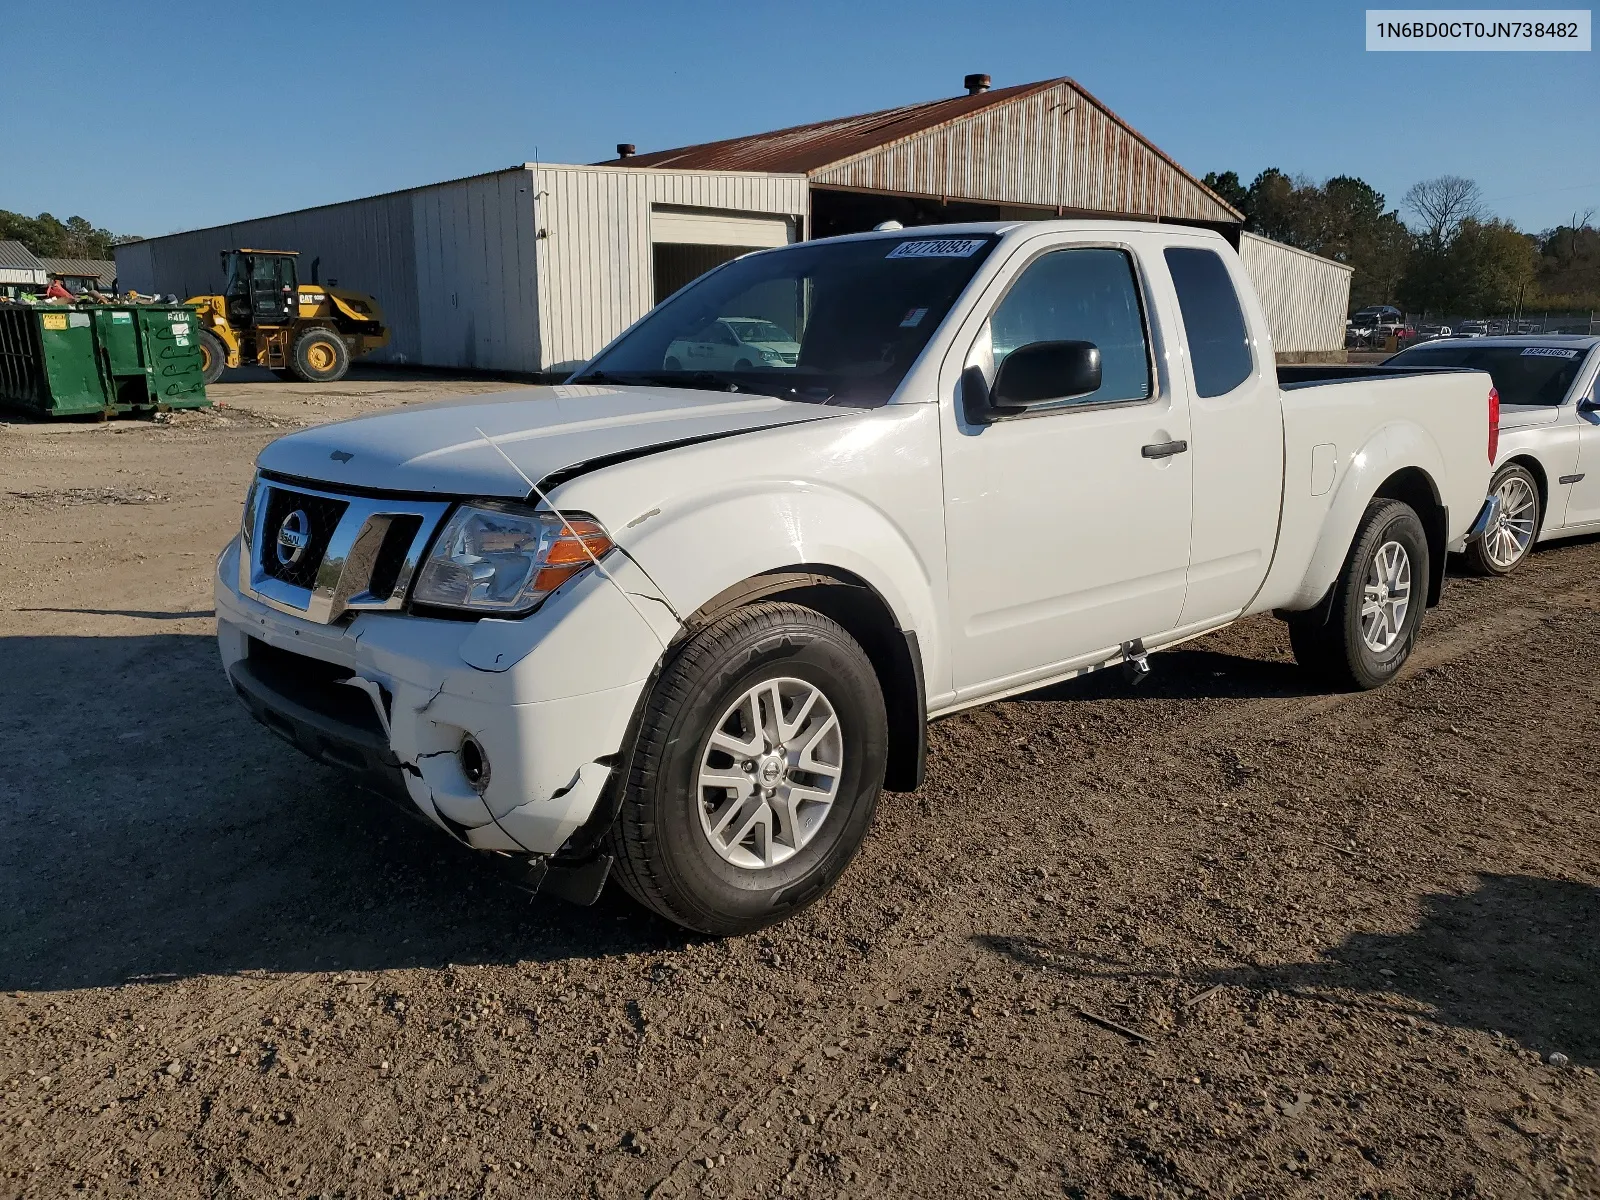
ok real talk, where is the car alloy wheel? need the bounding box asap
[695,676,843,870]
[1359,539,1412,653]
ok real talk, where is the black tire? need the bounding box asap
[197,330,228,385]
[1288,499,1430,692]
[607,602,887,936]
[288,328,350,383]
[664,356,683,371]
[1463,462,1541,576]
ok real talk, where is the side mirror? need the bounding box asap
[990,340,1102,411]
[1579,393,1600,414]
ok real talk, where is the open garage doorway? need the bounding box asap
[650,207,796,303]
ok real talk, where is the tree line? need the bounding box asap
[1202,169,1598,317]
[0,209,139,262]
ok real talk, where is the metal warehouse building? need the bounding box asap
[116,75,1350,373]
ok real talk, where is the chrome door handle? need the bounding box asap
[1141,439,1188,459]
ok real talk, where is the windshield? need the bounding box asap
[578,234,999,405]
[1384,344,1592,406]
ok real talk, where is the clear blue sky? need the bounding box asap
[4,1,1594,238]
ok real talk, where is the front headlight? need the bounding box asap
[411,501,614,615]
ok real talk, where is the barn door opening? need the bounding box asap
[650,207,795,305]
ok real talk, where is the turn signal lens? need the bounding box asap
[533,519,614,592]
[1487,386,1500,463]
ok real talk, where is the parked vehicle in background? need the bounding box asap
[664,316,801,371]
[1351,305,1403,329]
[1385,335,1600,573]
[1416,325,1453,341]
[215,221,1496,934]
[1456,321,1489,338]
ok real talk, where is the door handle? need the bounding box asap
[1141,439,1188,459]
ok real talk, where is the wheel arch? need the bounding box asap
[682,567,926,793]
[1372,466,1448,605]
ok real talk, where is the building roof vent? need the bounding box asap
[616,143,636,159]
[963,73,991,95]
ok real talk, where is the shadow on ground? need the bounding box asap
[979,873,1600,1068]
[0,633,688,993]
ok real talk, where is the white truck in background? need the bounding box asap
[215,221,1497,934]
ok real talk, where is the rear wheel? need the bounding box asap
[1289,499,1430,691]
[197,330,227,385]
[1464,463,1540,575]
[288,329,350,383]
[607,602,887,935]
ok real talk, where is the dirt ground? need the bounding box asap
[1,367,1597,1199]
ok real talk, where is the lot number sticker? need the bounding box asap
[886,238,987,259]
[1522,346,1580,358]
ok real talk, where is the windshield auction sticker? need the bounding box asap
[886,239,988,259]
[1367,9,1590,49]
[1522,346,1581,357]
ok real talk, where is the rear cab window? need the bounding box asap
[1163,247,1254,397]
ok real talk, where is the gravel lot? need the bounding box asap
[2,368,1597,1198]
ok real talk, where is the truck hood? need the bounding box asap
[254,384,848,498]
[1498,403,1562,430]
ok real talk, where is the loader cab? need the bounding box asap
[222,250,298,327]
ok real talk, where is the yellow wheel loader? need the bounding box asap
[188,249,388,384]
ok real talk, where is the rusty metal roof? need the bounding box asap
[598,77,1243,224]
[604,79,1056,173]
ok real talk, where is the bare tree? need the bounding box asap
[1403,176,1484,249]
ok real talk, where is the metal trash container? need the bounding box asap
[0,303,210,418]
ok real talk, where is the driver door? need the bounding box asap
[940,236,1194,699]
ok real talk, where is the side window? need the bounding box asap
[1163,247,1253,397]
[982,247,1152,406]
[710,323,738,346]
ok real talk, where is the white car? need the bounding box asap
[1386,336,1600,573]
[663,317,800,372]
[216,221,1495,934]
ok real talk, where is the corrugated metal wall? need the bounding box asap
[1237,232,1353,354]
[116,166,807,374]
[113,190,425,363]
[532,167,807,371]
[810,81,1238,225]
[411,170,541,372]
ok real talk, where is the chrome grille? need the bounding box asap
[259,487,348,590]
[240,478,451,624]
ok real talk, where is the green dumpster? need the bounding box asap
[0,303,210,418]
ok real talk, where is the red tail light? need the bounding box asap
[1487,386,1500,463]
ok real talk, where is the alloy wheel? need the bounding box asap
[696,677,844,870]
[1485,473,1537,570]
[1360,540,1412,652]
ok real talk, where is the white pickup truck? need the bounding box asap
[216,221,1496,934]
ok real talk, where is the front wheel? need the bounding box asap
[1289,499,1430,691]
[607,602,887,935]
[1464,463,1540,575]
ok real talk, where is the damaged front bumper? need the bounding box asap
[214,536,674,865]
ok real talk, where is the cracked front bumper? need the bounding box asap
[214,536,673,856]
